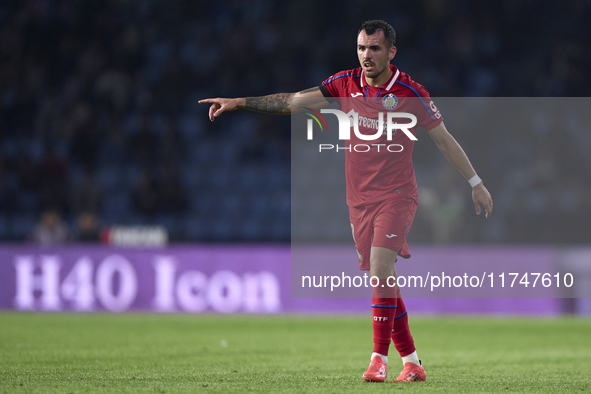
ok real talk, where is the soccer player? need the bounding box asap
[200,20,493,383]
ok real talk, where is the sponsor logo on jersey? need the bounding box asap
[429,100,442,119]
[357,115,388,133]
[382,93,398,110]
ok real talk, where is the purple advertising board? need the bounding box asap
[0,244,582,315]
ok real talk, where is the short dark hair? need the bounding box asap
[358,20,396,47]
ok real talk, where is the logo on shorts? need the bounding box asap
[386,234,397,238]
[356,249,363,262]
[382,94,398,110]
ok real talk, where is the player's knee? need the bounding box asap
[369,257,393,278]
[369,247,398,278]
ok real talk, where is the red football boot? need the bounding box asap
[392,361,426,382]
[362,355,387,382]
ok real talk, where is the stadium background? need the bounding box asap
[1,1,591,392]
[1,0,590,245]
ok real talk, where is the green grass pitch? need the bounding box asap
[1,313,590,393]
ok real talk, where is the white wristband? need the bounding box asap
[468,175,482,188]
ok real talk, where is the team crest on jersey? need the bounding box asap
[382,94,398,110]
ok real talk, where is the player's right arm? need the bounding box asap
[198,86,329,121]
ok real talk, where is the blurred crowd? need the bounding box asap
[0,0,589,244]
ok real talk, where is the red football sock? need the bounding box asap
[371,279,397,357]
[391,296,416,357]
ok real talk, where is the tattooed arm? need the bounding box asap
[199,86,328,121]
[244,92,295,114]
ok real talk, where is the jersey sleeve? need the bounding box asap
[319,84,332,99]
[410,84,443,130]
[321,70,353,98]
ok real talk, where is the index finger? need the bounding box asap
[484,200,493,218]
[198,98,216,104]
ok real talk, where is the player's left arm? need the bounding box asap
[426,121,493,218]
